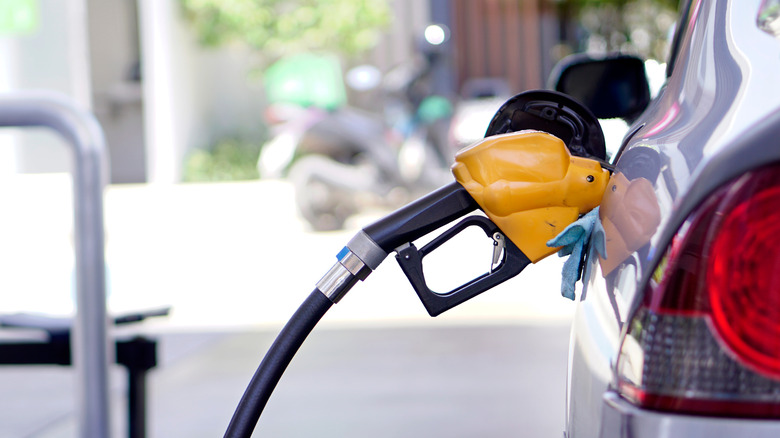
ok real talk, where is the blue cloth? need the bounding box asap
[546,207,606,300]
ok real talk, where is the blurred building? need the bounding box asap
[364,0,562,99]
[0,0,565,184]
[0,0,266,184]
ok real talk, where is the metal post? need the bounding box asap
[0,91,111,438]
[128,367,147,438]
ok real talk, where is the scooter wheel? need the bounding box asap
[289,155,357,232]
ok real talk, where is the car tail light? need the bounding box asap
[617,164,780,418]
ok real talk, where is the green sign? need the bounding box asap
[0,0,38,35]
[263,53,346,110]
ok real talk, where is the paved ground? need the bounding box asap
[0,175,576,328]
[0,325,571,438]
[0,176,576,437]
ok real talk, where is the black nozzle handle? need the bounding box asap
[362,182,479,254]
[396,215,531,316]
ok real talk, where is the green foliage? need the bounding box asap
[179,0,391,57]
[0,0,38,35]
[183,138,262,182]
[563,0,679,60]
[564,0,678,9]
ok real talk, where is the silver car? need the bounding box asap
[554,0,780,436]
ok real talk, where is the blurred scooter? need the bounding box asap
[448,77,513,151]
[259,28,457,231]
[287,92,453,231]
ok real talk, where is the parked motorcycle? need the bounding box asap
[287,97,453,231]
[259,47,456,231]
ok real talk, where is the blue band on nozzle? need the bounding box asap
[336,246,350,260]
[546,207,607,300]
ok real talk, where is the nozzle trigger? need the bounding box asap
[491,232,505,273]
[395,215,531,316]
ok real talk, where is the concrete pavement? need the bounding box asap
[0,325,571,437]
[0,174,575,329]
[0,176,576,437]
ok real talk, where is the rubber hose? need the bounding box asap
[224,289,333,438]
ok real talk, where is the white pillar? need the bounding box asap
[137,0,180,183]
[0,39,19,176]
[67,0,93,110]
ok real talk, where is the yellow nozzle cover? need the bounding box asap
[452,130,609,262]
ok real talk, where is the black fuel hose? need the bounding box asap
[224,184,475,437]
[224,289,333,438]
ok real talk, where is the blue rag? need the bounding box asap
[546,207,607,300]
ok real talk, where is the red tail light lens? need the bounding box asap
[617,164,780,418]
[708,185,780,378]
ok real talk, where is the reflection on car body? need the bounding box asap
[555,0,780,437]
[599,147,661,277]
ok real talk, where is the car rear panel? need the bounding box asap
[567,0,780,437]
[600,392,780,438]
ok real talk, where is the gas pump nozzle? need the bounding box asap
[226,92,615,437]
[325,130,610,316]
